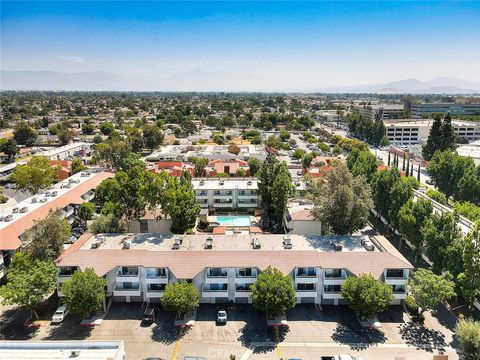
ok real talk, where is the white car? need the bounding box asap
[51,305,69,324]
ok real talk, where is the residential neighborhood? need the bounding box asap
[1,1,480,360]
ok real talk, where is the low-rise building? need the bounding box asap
[56,232,413,306]
[283,200,325,235]
[0,170,113,281]
[0,340,125,360]
[192,178,258,209]
[206,159,250,176]
[411,102,480,119]
[384,119,480,145]
[355,104,405,120]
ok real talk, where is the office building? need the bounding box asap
[411,103,480,119]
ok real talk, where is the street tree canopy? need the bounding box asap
[62,268,106,319]
[407,268,455,316]
[309,163,373,235]
[251,266,296,317]
[12,156,59,195]
[0,252,57,319]
[341,273,393,320]
[456,319,480,360]
[25,209,71,261]
[161,282,200,314]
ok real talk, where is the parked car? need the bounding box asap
[142,307,156,323]
[65,235,77,244]
[51,305,69,324]
[216,310,227,324]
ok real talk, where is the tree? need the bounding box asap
[371,167,401,223]
[78,202,95,224]
[388,177,414,230]
[161,282,199,314]
[248,157,261,176]
[341,274,393,320]
[93,140,132,171]
[162,174,200,233]
[0,252,57,319]
[271,162,293,228]
[188,156,209,177]
[62,268,106,319]
[14,121,38,146]
[398,198,433,259]
[100,121,114,135]
[422,114,443,160]
[258,154,279,217]
[81,123,95,135]
[71,157,86,174]
[456,319,480,360]
[12,156,59,194]
[458,223,480,311]
[302,152,314,169]
[407,269,455,316]
[142,125,164,151]
[309,163,373,235]
[346,148,378,183]
[89,213,125,234]
[422,212,464,275]
[457,166,480,205]
[25,209,71,261]
[292,148,305,160]
[251,266,296,316]
[427,150,475,201]
[0,138,19,161]
[441,113,456,152]
[58,128,76,145]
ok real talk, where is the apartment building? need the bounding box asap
[191,178,258,209]
[206,159,250,176]
[283,200,325,235]
[411,103,480,119]
[0,170,113,281]
[384,119,480,145]
[56,233,413,306]
[355,104,405,120]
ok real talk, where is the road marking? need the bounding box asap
[171,328,184,360]
[239,348,253,360]
[274,327,282,360]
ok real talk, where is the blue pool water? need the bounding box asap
[215,216,251,227]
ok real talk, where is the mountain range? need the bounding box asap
[1,70,479,94]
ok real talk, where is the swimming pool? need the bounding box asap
[214,215,251,227]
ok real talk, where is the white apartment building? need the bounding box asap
[56,233,413,306]
[355,104,405,120]
[192,178,258,209]
[0,170,112,281]
[384,119,480,145]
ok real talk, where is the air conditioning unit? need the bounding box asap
[70,350,80,357]
[122,239,131,249]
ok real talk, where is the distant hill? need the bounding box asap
[1,70,479,94]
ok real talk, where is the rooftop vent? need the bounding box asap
[252,239,261,249]
[247,180,252,185]
[12,207,19,213]
[20,206,28,213]
[219,181,225,186]
[70,350,80,357]
[199,180,205,186]
[122,239,131,250]
[39,198,48,203]
[334,243,343,251]
[31,197,38,203]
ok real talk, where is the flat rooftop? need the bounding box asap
[0,341,124,360]
[80,232,380,253]
[192,178,258,190]
[383,119,480,127]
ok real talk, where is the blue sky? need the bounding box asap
[1,1,480,90]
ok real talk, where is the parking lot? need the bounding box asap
[0,302,459,360]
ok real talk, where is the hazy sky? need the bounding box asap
[2,1,480,90]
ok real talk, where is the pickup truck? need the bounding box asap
[321,356,362,360]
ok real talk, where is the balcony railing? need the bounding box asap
[114,284,140,291]
[117,270,139,277]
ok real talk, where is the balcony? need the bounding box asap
[113,283,141,297]
[384,270,409,285]
[296,289,318,298]
[145,269,168,284]
[116,267,140,282]
[202,285,228,298]
[205,269,228,283]
[235,289,252,297]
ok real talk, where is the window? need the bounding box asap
[297,267,316,277]
[392,285,406,293]
[208,268,227,277]
[119,267,138,276]
[297,283,315,291]
[148,283,166,291]
[324,285,341,293]
[238,268,254,277]
[58,267,77,276]
[386,269,405,278]
[325,269,344,278]
[235,283,252,291]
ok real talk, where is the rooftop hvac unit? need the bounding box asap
[31,197,38,203]
[70,350,80,357]
[122,239,131,249]
[334,243,343,251]
[39,198,48,203]
[363,240,375,251]
[247,180,252,185]
[219,181,224,186]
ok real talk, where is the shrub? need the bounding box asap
[405,295,419,315]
